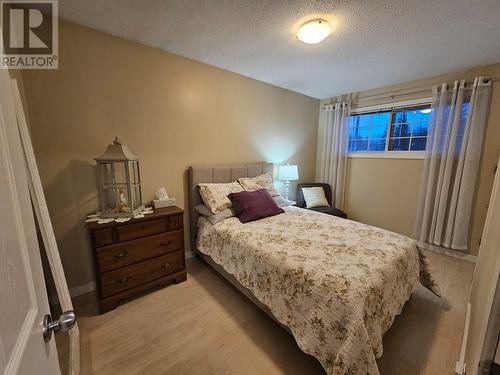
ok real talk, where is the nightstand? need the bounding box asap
[87,206,187,313]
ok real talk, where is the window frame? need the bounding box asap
[348,97,432,159]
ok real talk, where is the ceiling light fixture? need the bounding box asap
[296,19,332,44]
[420,108,432,114]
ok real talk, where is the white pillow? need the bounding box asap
[238,173,279,196]
[302,187,329,208]
[198,182,243,214]
[195,204,234,224]
[272,195,293,207]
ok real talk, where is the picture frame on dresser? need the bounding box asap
[86,206,187,313]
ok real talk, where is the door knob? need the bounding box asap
[43,310,76,342]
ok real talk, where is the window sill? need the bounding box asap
[348,151,425,160]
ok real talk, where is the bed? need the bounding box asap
[188,162,439,375]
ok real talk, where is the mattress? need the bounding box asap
[197,206,439,375]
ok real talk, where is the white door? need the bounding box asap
[0,68,61,373]
[456,155,500,375]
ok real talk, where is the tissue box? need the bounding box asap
[153,197,176,209]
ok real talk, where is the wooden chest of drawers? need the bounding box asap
[87,206,187,313]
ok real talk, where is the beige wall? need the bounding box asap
[21,21,319,290]
[325,63,500,255]
[344,158,423,237]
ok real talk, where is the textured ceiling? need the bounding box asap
[59,0,500,99]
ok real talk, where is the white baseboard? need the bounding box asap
[49,281,97,306]
[70,280,97,297]
[418,241,477,263]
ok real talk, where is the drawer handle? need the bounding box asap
[113,252,129,259]
[162,263,173,270]
[160,240,171,247]
[116,277,130,284]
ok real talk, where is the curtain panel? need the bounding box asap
[315,102,350,210]
[414,77,492,251]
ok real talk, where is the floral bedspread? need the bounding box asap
[197,206,440,375]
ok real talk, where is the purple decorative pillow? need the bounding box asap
[228,189,284,223]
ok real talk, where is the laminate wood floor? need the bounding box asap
[56,250,474,375]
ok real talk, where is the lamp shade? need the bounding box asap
[279,164,299,181]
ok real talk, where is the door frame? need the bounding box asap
[456,155,500,375]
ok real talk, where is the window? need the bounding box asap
[348,105,432,153]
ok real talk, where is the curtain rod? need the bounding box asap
[322,76,499,109]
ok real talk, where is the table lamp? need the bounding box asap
[278,164,299,201]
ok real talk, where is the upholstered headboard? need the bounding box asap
[188,162,274,251]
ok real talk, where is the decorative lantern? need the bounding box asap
[95,137,144,218]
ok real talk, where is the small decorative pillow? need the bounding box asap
[195,204,234,225]
[229,189,284,223]
[273,195,293,207]
[198,182,243,214]
[302,187,329,208]
[238,173,279,197]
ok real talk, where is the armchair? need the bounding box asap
[296,183,347,219]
